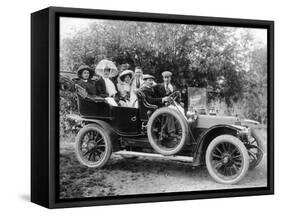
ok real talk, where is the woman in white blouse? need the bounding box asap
[117,70,133,107]
[96,67,118,106]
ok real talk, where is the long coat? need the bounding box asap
[96,77,118,97]
[76,79,96,96]
[95,77,108,97]
[154,83,181,102]
[154,83,176,96]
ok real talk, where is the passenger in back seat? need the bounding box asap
[117,70,134,107]
[75,65,96,97]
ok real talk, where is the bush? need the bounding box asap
[59,89,82,140]
[209,97,267,124]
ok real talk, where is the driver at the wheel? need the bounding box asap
[154,71,185,139]
[140,74,169,107]
[154,71,182,105]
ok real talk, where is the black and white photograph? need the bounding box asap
[58,16,268,199]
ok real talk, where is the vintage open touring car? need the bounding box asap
[67,85,264,185]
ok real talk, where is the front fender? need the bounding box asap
[192,124,244,166]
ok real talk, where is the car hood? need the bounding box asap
[195,115,240,128]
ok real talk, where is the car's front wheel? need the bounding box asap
[147,107,188,156]
[205,135,249,184]
[247,128,264,170]
[75,124,112,168]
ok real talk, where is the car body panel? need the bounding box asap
[195,115,239,128]
[69,87,255,166]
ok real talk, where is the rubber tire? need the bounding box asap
[249,128,264,170]
[205,135,249,185]
[147,107,188,156]
[75,124,112,168]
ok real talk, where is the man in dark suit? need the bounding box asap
[140,74,169,107]
[154,71,179,99]
[154,71,184,137]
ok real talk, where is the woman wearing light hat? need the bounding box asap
[117,70,133,107]
[95,61,119,106]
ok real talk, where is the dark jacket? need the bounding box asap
[95,76,120,99]
[154,83,177,96]
[140,85,163,107]
[154,83,181,102]
[95,77,108,97]
[76,79,96,96]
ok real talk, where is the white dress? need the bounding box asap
[103,77,118,106]
[130,77,144,108]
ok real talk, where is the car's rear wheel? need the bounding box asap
[147,107,188,156]
[247,128,264,170]
[205,135,249,184]
[75,124,112,168]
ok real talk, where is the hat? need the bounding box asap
[161,71,173,77]
[77,65,94,79]
[119,70,133,82]
[143,74,155,80]
[95,59,118,78]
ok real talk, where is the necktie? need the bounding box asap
[165,83,170,94]
[136,78,140,88]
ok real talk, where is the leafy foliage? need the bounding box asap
[59,20,267,136]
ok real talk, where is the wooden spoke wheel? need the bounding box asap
[147,107,188,156]
[246,128,264,170]
[206,135,249,184]
[75,124,112,168]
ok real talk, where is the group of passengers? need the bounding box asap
[75,62,182,110]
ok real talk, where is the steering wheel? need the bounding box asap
[166,91,180,106]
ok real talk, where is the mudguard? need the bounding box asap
[67,114,120,151]
[192,124,245,166]
[67,114,113,131]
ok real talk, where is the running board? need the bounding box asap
[114,150,193,163]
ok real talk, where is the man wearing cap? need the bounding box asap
[155,71,185,137]
[140,74,169,107]
[154,71,178,98]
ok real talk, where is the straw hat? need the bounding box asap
[119,70,133,82]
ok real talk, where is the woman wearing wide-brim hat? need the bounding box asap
[95,59,118,78]
[95,60,119,106]
[118,70,133,82]
[75,65,96,97]
[76,65,95,80]
[117,70,134,107]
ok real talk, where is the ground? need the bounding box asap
[59,130,267,199]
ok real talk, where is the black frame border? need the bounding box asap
[47,6,274,208]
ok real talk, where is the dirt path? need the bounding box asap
[59,142,267,199]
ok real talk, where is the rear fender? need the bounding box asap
[192,124,242,166]
[67,114,112,129]
[67,114,119,151]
